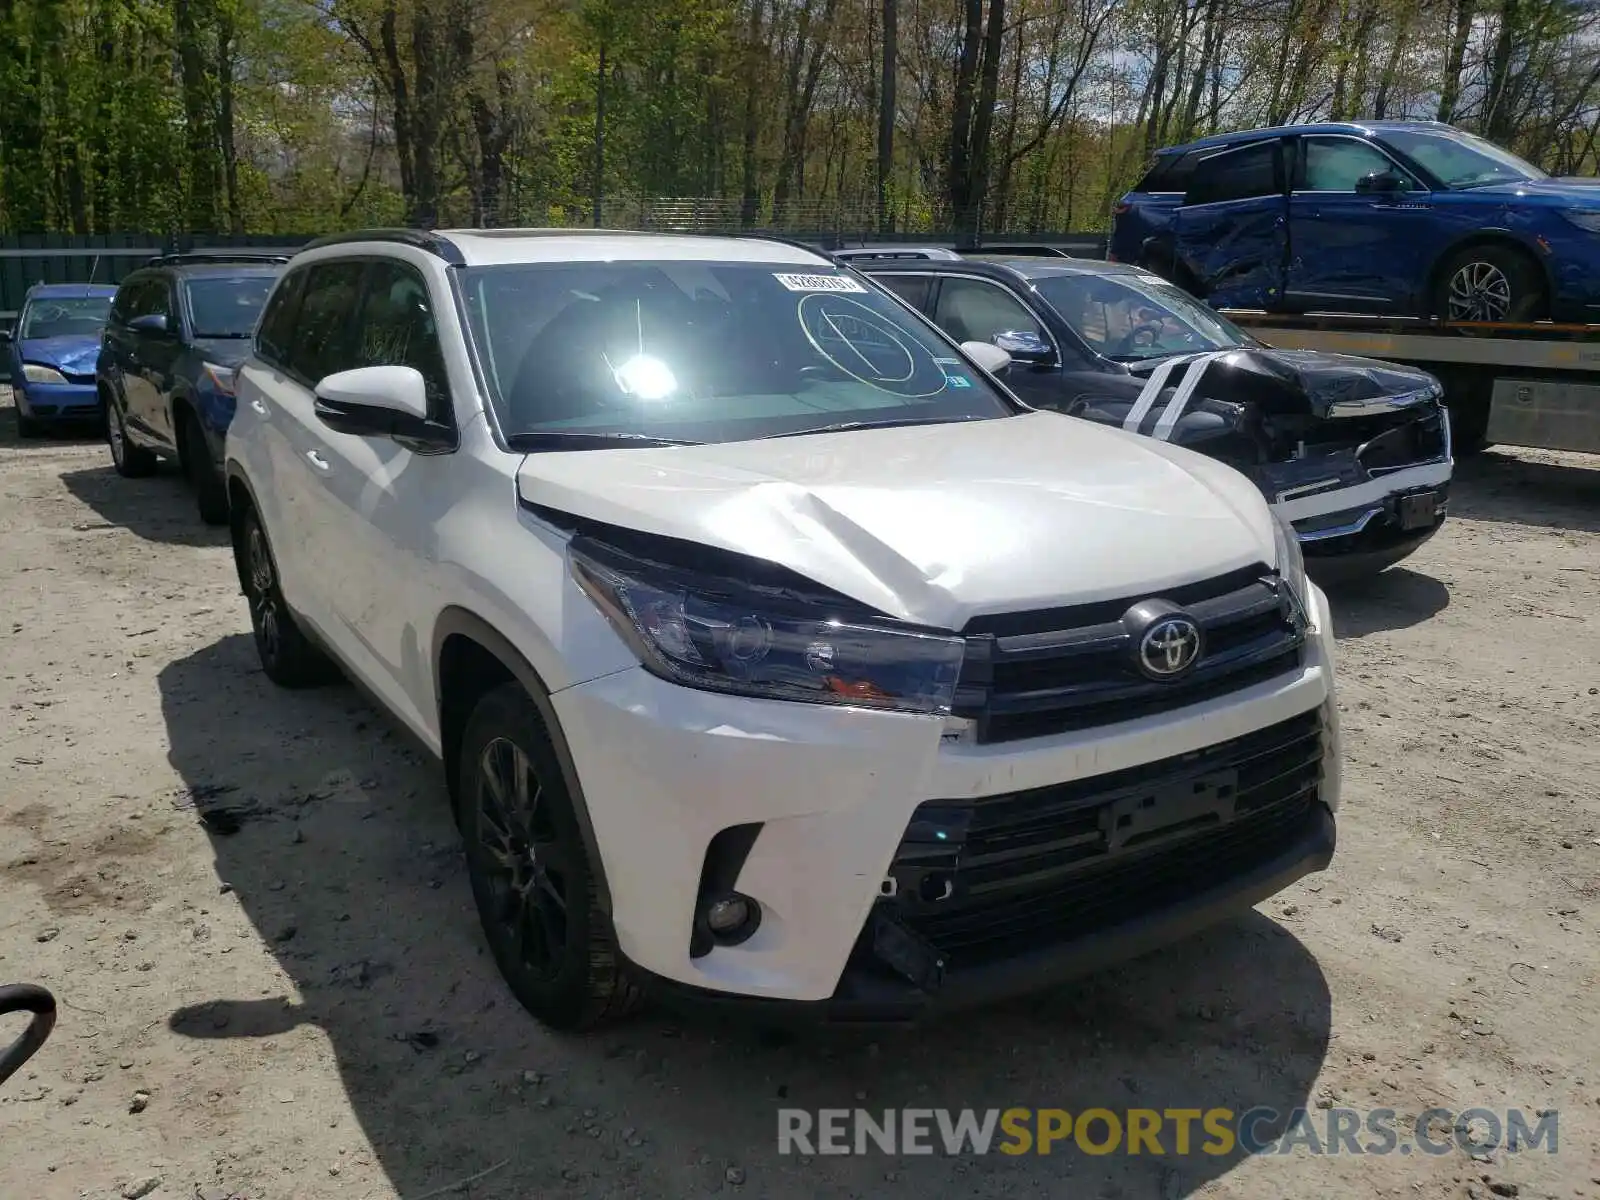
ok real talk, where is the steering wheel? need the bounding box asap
[1108,320,1168,358]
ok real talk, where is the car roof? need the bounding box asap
[1159,119,1457,156]
[301,228,836,269]
[853,254,1146,283]
[24,283,119,300]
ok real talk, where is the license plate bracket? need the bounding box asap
[1398,490,1438,531]
[1101,770,1238,854]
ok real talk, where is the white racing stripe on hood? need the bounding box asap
[517,411,1276,629]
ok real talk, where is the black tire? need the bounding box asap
[16,411,45,440]
[1432,243,1545,324]
[182,412,230,525]
[105,396,157,478]
[236,504,338,688]
[1447,400,1492,455]
[458,683,641,1031]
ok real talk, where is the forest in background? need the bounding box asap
[2,0,1598,238]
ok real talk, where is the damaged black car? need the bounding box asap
[852,253,1451,580]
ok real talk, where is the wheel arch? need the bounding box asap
[223,464,262,595]
[1424,230,1553,316]
[431,606,613,917]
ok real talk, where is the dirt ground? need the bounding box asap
[1,387,1597,1200]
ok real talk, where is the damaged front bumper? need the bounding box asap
[1116,350,1453,579]
[1250,399,1452,579]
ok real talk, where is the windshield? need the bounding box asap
[1031,271,1255,362]
[19,296,112,339]
[184,275,278,338]
[457,260,1017,443]
[1380,129,1545,189]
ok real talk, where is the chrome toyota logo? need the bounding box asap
[1136,615,1202,680]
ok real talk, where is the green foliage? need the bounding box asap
[1,0,1597,236]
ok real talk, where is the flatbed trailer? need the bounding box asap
[1222,311,1600,456]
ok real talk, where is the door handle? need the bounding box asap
[306,450,330,471]
[250,399,268,416]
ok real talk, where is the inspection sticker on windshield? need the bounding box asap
[773,273,867,293]
[945,374,973,388]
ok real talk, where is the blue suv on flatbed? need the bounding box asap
[1111,120,1600,324]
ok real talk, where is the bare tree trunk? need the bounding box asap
[877,0,896,233]
[215,8,242,233]
[739,0,766,226]
[1437,0,1476,122]
[174,0,218,231]
[946,0,1004,235]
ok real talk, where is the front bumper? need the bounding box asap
[16,381,99,420]
[551,582,1340,1013]
[1260,399,1453,576]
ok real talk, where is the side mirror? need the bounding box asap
[1355,170,1405,195]
[960,340,1013,377]
[993,329,1055,365]
[313,365,444,444]
[128,312,169,336]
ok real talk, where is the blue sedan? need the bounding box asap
[4,283,118,438]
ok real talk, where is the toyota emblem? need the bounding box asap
[1136,615,1202,680]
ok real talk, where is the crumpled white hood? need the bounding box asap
[517,411,1277,629]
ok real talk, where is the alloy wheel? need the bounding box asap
[474,736,571,981]
[247,524,281,663]
[1446,261,1512,322]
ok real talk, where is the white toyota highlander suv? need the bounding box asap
[223,228,1342,1030]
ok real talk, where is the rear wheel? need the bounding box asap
[1433,244,1545,324]
[106,397,157,477]
[237,505,337,688]
[182,414,229,525]
[458,683,640,1031]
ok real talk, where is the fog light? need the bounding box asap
[705,896,748,933]
[698,891,761,947]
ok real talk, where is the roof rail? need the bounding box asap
[297,228,466,265]
[147,250,294,267]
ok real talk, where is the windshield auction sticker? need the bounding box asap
[773,273,868,293]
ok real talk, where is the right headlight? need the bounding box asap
[568,538,966,715]
[22,364,68,385]
[1272,509,1313,629]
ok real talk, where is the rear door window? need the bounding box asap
[931,277,1048,344]
[873,274,935,312]
[1184,140,1283,206]
[285,260,366,385]
[1137,151,1203,193]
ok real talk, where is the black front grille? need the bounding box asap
[955,565,1304,743]
[878,709,1324,968]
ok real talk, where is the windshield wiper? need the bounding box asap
[763,416,987,439]
[503,429,702,450]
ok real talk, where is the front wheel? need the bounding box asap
[1433,244,1545,324]
[236,506,337,688]
[183,416,229,525]
[458,683,640,1031]
[106,398,157,477]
